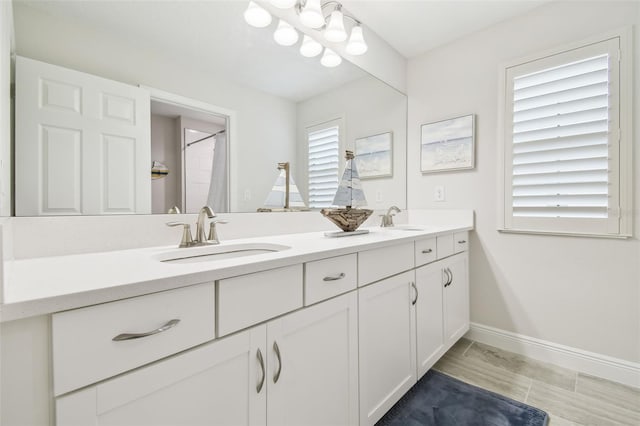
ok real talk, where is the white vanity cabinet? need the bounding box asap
[55,277,358,426]
[14,228,471,426]
[56,325,267,426]
[358,271,417,426]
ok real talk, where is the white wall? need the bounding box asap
[12,3,297,213]
[297,76,407,210]
[0,1,13,217]
[407,1,640,363]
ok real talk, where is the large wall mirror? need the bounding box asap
[12,0,407,215]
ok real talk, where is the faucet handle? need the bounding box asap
[208,220,228,244]
[166,222,194,248]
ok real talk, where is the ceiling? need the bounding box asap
[341,0,551,58]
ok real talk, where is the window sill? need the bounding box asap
[497,228,632,240]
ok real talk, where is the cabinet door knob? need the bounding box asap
[411,282,418,305]
[458,240,467,244]
[256,348,265,393]
[112,319,180,341]
[323,272,346,282]
[273,341,282,384]
[421,249,433,254]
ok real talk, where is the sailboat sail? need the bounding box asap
[263,169,306,208]
[332,157,367,208]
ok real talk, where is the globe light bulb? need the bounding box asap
[244,1,272,28]
[273,19,299,46]
[320,48,342,67]
[300,35,323,57]
[346,25,368,55]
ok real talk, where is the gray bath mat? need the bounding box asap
[376,370,548,426]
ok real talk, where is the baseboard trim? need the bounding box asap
[466,322,640,389]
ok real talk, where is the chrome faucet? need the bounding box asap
[380,206,401,227]
[166,206,227,248]
[195,206,216,244]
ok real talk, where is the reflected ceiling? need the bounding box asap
[15,0,366,102]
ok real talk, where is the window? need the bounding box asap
[307,119,341,208]
[500,33,632,237]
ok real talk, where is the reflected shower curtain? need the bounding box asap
[206,133,228,212]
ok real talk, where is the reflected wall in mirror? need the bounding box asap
[12,0,407,215]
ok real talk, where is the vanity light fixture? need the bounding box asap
[300,35,323,57]
[273,19,299,46]
[243,1,369,68]
[320,47,342,67]
[244,1,272,28]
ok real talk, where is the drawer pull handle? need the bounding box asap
[411,282,418,305]
[273,341,282,384]
[256,348,265,393]
[323,273,346,282]
[421,249,433,254]
[112,319,180,341]
[458,240,467,244]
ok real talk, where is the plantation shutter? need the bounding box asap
[503,38,621,235]
[307,122,340,208]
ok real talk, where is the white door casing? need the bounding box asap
[15,56,151,216]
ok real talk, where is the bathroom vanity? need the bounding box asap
[1,223,470,426]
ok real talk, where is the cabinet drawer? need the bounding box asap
[454,231,469,253]
[52,283,215,396]
[414,237,437,266]
[436,234,454,259]
[358,242,414,286]
[218,264,303,336]
[305,254,357,305]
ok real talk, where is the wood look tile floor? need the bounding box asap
[433,339,640,426]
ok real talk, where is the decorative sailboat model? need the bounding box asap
[258,162,309,212]
[321,150,373,237]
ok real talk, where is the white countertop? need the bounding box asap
[1,224,472,322]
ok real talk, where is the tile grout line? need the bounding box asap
[524,379,533,403]
[462,340,474,357]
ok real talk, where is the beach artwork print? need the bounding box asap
[355,132,393,179]
[421,115,474,173]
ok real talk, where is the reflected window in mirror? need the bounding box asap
[307,119,342,209]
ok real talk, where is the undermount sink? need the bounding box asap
[155,243,290,264]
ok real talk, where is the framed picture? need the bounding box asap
[355,131,393,179]
[421,114,475,173]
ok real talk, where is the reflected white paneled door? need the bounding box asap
[15,56,151,216]
[56,326,267,426]
[358,271,417,426]
[267,292,359,426]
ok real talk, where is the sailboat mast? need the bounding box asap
[277,162,290,209]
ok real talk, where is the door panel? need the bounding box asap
[444,253,469,346]
[267,292,359,426]
[415,261,445,378]
[358,271,416,426]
